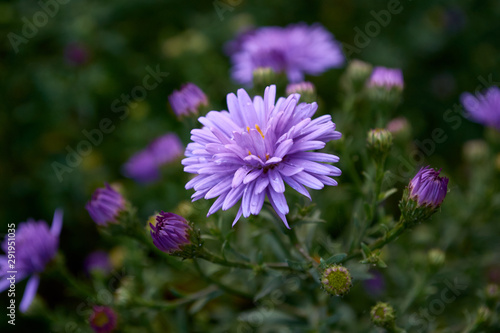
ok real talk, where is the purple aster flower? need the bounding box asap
[230,23,345,85]
[89,306,117,333]
[367,66,404,89]
[0,209,63,313]
[460,86,500,130]
[182,85,341,228]
[86,184,125,226]
[409,166,449,208]
[84,251,112,276]
[168,83,208,117]
[122,133,184,183]
[149,212,191,253]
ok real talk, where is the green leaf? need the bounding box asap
[319,253,347,268]
[188,290,223,314]
[286,259,309,271]
[378,188,398,202]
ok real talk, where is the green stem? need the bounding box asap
[343,221,407,263]
[199,248,256,270]
[194,259,252,299]
[55,260,94,299]
[133,285,219,310]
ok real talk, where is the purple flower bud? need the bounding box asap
[168,83,208,117]
[122,133,183,184]
[149,212,191,253]
[409,166,449,208]
[368,66,404,90]
[460,86,500,130]
[84,251,112,276]
[89,306,117,333]
[86,184,125,226]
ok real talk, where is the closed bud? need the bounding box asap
[252,67,276,88]
[341,59,373,93]
[370,302,396,329]
[168,83,208,118]
[475,306,492,326]
[286,81,316,103]
[366,66,404,105]
[400,166,449,227]
[367,128,393,160]
[386,117,411,141]
[320,265,352,297]
[149,212,202,258]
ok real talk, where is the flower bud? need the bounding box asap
[252,67,276,88]
[386,117,411,141]
[89,306,117,333]
[320,265,352,297]
[168,83,208,118]
[367,128,393,160]
[474,306,492,327]
[370,302,396,329]
[341,59,373,93]
[86,184,126,226]
[427,248,446,267]
[400,166,449,226]
[286,81,316,103]
[366,66,404,105]
[149,212,201,258]
[115,276,136,306]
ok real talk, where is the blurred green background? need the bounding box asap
[1,0,499,331]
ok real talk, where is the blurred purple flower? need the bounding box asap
[149,212,191,253]
[368,66,404,89]
[168,83,208,117]
[224,28,256,56]
[286,81,315,96]
[89,306,117,333]
[123,133,184,183]
[84,251,112,275]
[182,85,341,228]
[363,269,386,297]
[460,86,500,130]
[86,184,125,226]
[0,210,63,312]
[409,166,449,208]
[64,43,89,66]
[229,23,344,85]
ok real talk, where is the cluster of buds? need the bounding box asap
[399,166,449,227]
[320,265,352,297]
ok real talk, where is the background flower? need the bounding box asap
[460,86,500,130]
[229,23,344,85]
[0,209,63,312]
